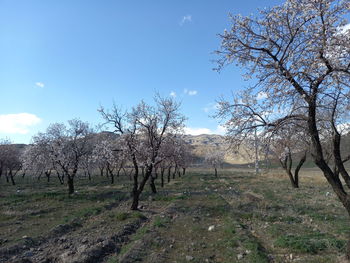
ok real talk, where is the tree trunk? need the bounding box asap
[37,171,43,181]
[280,154,299,188]
[9,170,15,186]
[293,152,307,188]
[150,176,157,194]
[131,155,140,210]
[131,190,140,210]
[45,171,51,183]
[182,167,186,176]
[111,173,114,184]
[167,166,172,183]
[287,171,298,188]
[131,164,153,210]
[57,172,64,184]
[67,176,74,195]
[173,165,177,179]
[161,168,165,187]
[307,102,350,258]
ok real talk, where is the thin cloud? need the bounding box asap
[184,89,198,96]
[180,15,192,26]
[35,82,45,88]
[170,91,177,97]
[0,113,41,134]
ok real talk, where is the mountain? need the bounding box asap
[183,134,253,165]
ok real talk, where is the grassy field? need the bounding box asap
[0,168,349,262]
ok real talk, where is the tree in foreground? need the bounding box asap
[215,0,350,256]
[99,95,186,210]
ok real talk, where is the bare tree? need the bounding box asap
[99,95,186,210]
[0,141,22,185]
[267,125,309,188]
[92,138,126,184]
[215,0,350,256]
[204,150,225,177]
[0,139,11,183]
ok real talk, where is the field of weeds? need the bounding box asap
[0,168,349,263]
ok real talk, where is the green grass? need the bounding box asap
[274,232,346,254]
[153,216,170,228]
[1,168,350,262]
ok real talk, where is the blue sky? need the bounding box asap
[0,0,282,143]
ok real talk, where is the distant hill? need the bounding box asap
[183,134,253,165]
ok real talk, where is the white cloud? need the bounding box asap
[257,91,268,100]
[184,89,198,96]
[337,122,350,134]
[35,82,45,88]
[0,113,41,134]
[180,15,192,26]
[184,127,213,136]
[170,91,176,97]
[184,125,226,136]
[215,125,226,135]
[203,102,219,113]
[340,24,350,34]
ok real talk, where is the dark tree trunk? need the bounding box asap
[131,155,140,210]
[167,166,172,183]
[293,152,307,188]
[131,190,140,210]
[182,167,186,176]
[150,176,157,194]
[307,101,350,258]
[172,165,177,179]
[131,163,153,210]
[111,173,114,184]
[67,176,74,195]
[99,167,104,177]
[333,131,350,188]
[161,168,165,187]
[117,166,122,177]
[37,171,43,181]
[45,170,51,183]
[214,167,218,177]
[279,150,306,189]
[9,170,15,186]
[57,171,64,184]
